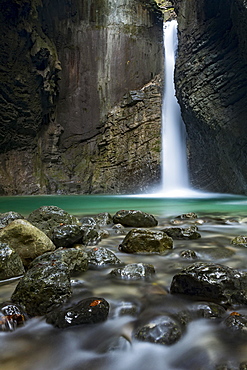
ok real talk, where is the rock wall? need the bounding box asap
[174,0,247,194]
[0,0,163,194]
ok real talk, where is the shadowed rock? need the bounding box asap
[0,242,25,280]
[113,210,158,227]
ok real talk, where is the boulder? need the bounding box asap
[162,226,201,240]
[0,219,56,267]
[0,211,25,229]
[87,247,121,267]
[110,263,155,280]
[79,217,102,245]
[113,210,158,227]
[188,302,226,319]
[29,247,88,273]
[170,262,247,306]
[94,212,113,226]
[231,236,247,247]
[0,302,27,331]
[11,261,71,316]
[119,228,173,254]
[50,224,83,248]
[46,297,109,328]
[0,242,25,280]
[224,312,247,338]
[134,315,182,345]
[27,206,81,235]
[179,249,197,259]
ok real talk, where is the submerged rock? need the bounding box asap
[29,247,88,273]
[231,236,247,247]
[188,301,226,319]
[0,302,27,331]
[162,226,201,240]
[179,249,197,259]
[11,261,71,316]
[0,219,56,267]
[134,315,182,345]
[110,263,155,280]
[0,242,25,280]
[27,206,81,235]
[119,228,173,254]
[170,262,247,306]
[87,247,121,267]
[0,211,25,229]
[113,210,158,227]
[46,297,109,328]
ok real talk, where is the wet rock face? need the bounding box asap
[0,0,163,195]
[174,0,247,194]
[170,262,247,306]
[119,228,173,254]
[46,297,110,328]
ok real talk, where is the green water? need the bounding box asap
[0,194,247,218]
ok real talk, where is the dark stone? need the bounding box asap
[119,228,173,254]
[29,247,88,273]
[94,212,113,226]
[80,217,102,246]
[11,261,71,316]
[110,263,155,280]
[27,206,81,235]
[50,224,83,248]
[162,226,201,240]
[231,236,247,247]
[170,262,247,306]
[134,315,182,345]
[87,247,121,267]
[113,210,158,227]
[175,213,198,220]
[0,302,27,331]
[224,312,247,338]
[179,249,197,259]
[189,301,226,319]
[0,242,25,280]
[46,297,109,328]
[0,211,25,229]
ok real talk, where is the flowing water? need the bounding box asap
[161,20,189,196]
[1,194,247,369]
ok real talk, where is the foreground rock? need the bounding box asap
[0,242,25,280]
[27,206,81,235]
[29,247,88,273]
[0,211,25,229]
[119,229,173,254]
[110,263,155,280]
[46,297,109,328]
[162,226,201,240]
[113,210,158,227]
[134,315,182,345]
[224,312,247,338]
[12,261,71,316]
[0,219,56,267]
[170,262,247,306]
[87,247,121,267]
[0,302,26,331]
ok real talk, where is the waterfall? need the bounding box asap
[161,20,190,196]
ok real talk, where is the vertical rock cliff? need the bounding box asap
[174,0,247,194]
[0,0,163,194]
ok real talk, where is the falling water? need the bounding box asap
[161,20,190,196]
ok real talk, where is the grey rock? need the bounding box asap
[113,210,158,227]
[0,242,25,280]
[87,247,121,267]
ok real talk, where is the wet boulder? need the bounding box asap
[11,261,71,316]
[179,249,197,259]
[80,217,102,246]
[224,312,247,338]
[94,212,113,226]
[0,302,27,331]
[0,219,56,267]
[113,210,158,227]
[27,206,81,235]
[46,297,109,328]
[87,247,121,267]
[162,226,201,240]
[50,224,83,248]
[134,315,182,345]
[29,247,88,273]
[119,228,173,254]
[0,242,25,280]
[170,262,247,306]
[110,263,155,280]
[0,211,25,229]
[188,301,226,319]
[231,235,247,247]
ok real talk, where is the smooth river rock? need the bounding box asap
[110,263,155,280]
[113,210,158,227]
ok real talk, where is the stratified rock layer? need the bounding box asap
[174,0,247,194]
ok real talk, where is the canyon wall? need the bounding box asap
[174,0,247,194]
[0,0,163,194]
